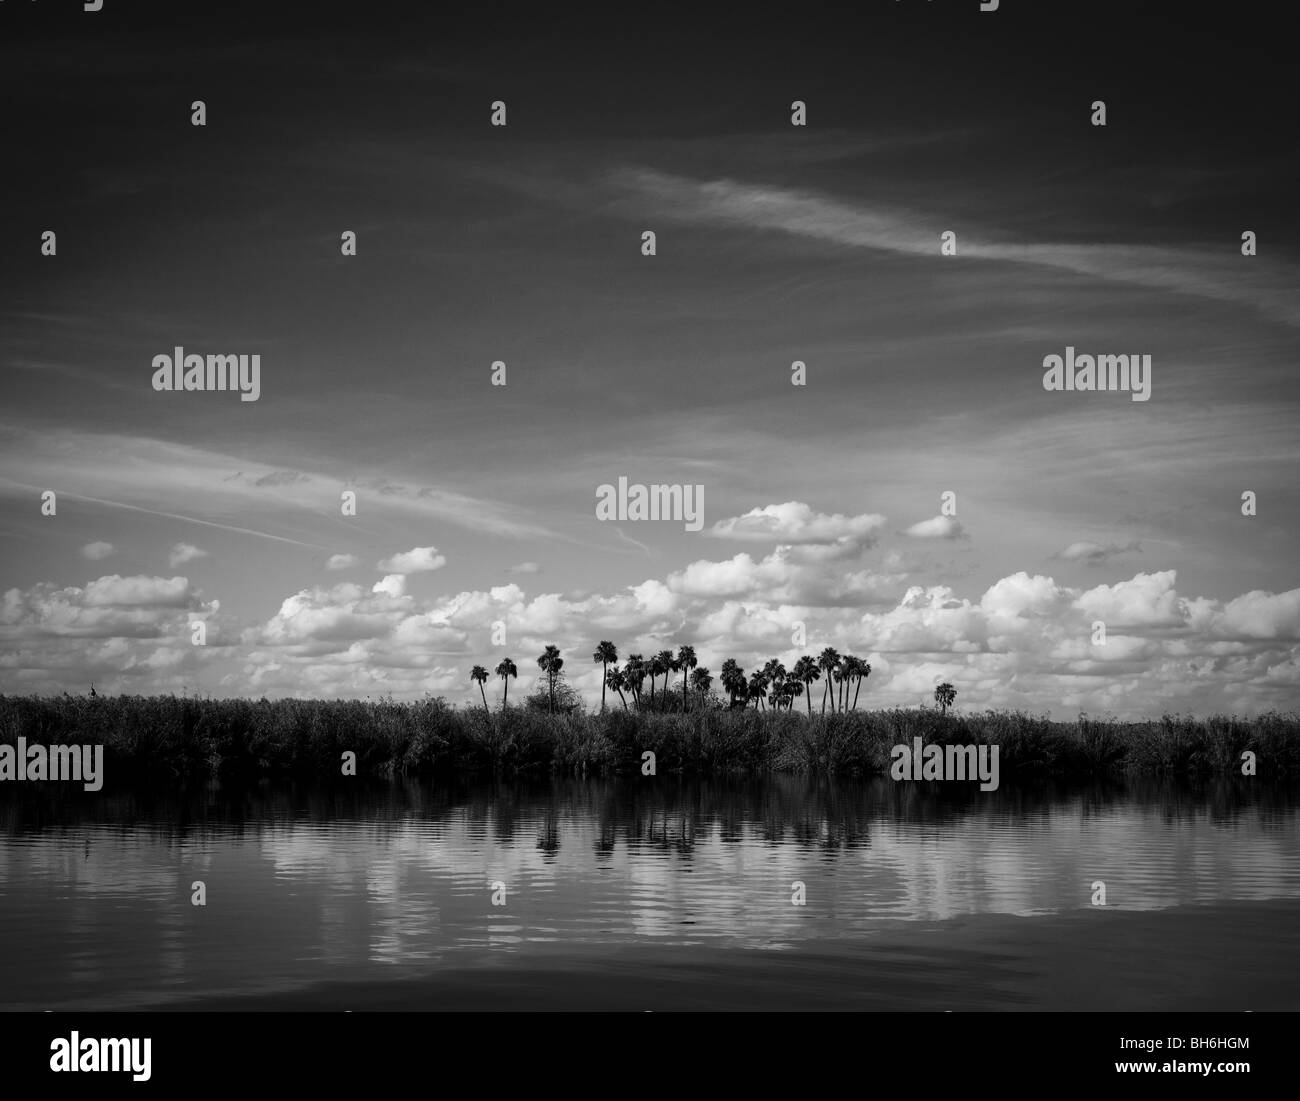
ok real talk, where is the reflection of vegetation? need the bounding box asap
[1,694,1297,783]
[3,770,1298,860]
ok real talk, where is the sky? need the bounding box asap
[1,1,1297,718]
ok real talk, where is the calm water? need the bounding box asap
[2,776,1299,1010]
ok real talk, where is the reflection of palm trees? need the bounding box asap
[593,641,618,711]
[469,665,490,711]
[495,658,517,707]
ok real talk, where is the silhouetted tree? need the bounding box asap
[495,658,518,707]
[594,641,618,711]
[470,665,490,711]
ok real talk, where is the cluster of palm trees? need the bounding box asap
[470,642,877,715]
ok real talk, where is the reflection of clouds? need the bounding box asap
[2,790,1298,1008]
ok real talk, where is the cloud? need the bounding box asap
[372,574,407,598]
[1211,589,1300,641]
[0,428,559,546]
[710,502,886,545]
[168,543,208,568]
[0,574,214,646]
[80,541,115,561]
[325,554,359,570]
[1056,540,1142,565]
[608,168,1300,328]
[903,516,967,540]
[377,546,447,574]
[508,562,541,575]
[1072,571,1187,629]
[4,534,1299,717]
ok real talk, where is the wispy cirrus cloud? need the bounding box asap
[0,428,559,543]
[1056,539,1142,566]
[606,167,1300,327]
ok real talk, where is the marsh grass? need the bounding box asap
[0,694,1296,782]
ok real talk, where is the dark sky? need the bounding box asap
[2,0,1297,716]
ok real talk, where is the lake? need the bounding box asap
[2,775,1299,1011]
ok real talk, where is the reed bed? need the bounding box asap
[2,694,1297,783]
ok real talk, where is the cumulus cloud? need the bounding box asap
[377,546,447,574]
[5,535,1299,717]
[325,554,359,570]
[903,516,967,540]
[1072,571,1187,629]
[709,502,886,545]
[0,573,221,694]
[80,541,115,561]
[372,574,407,598]
[168,542,208,568]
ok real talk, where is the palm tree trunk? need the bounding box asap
[852,676,861,710]
[821,679,829,715]
[479,683,489,712]
[616,686,627,711]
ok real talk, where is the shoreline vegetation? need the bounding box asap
[1,692,1296,783]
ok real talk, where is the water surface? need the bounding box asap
[2,776,1298,1010]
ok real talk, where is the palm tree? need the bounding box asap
[791,656,819,715]
[851,659,871,710]
[593,641,618,711]
[817,647,840,715]
[653,650,674,708]
[621,665,640,709]
[676,645,696,711]
[537,645,563,712]
[469,665,490,711]
[786,680,804,710]
[624,654,646,707]
[690,666,712,701]
[606,665,628,710]
[836,656,854,712]
[935,682,956,715]
[719,659,746,707]
[495,658,517,707]
[748,670,769,710]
